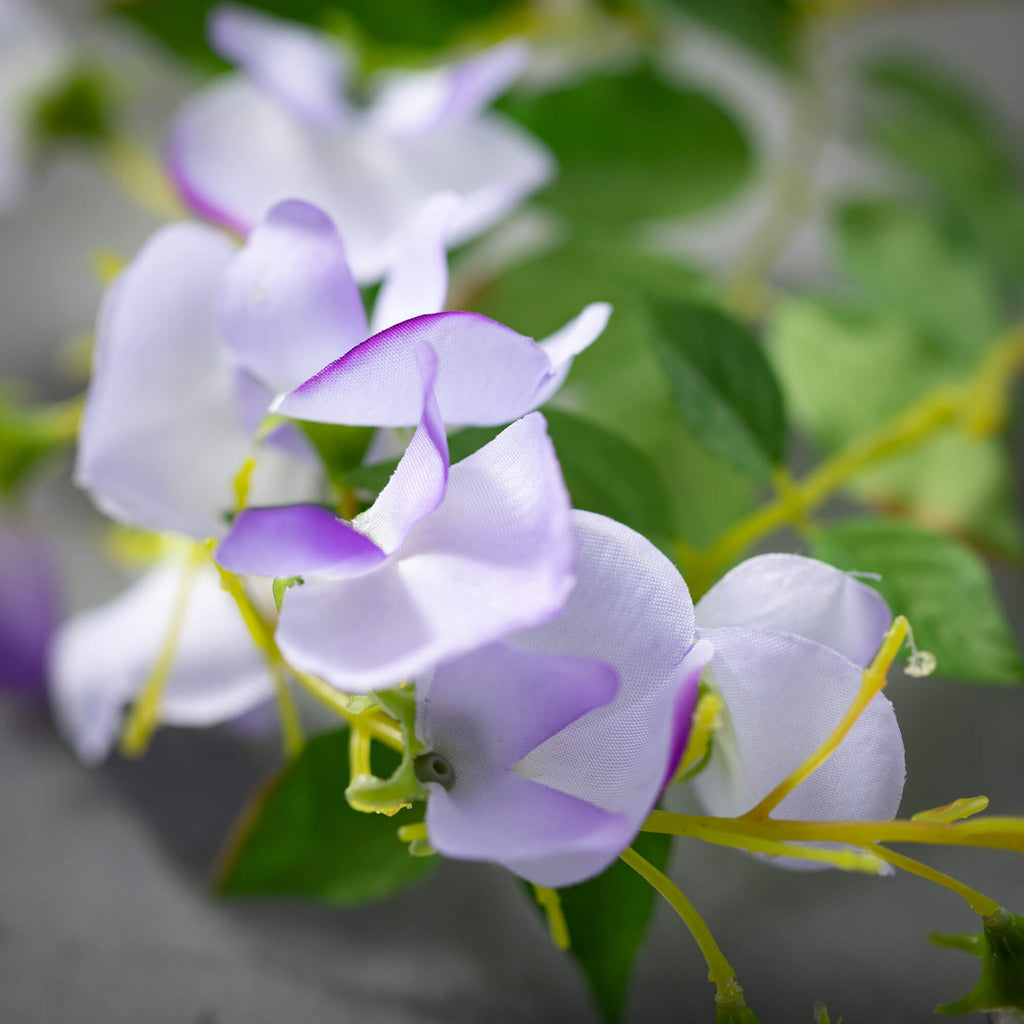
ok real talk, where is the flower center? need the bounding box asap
[414,752,455,790]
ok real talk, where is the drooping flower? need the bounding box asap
[691,554,906,848]
[167,3,553,282]
[49,553,275,764]
[413,510,712,887]
[217,346,577,693]
[0,516,62,697]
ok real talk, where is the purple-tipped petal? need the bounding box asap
[368,41,527,137]
[369,192,457,334]
[693,626,905,828]
[76,223,251,539]
[276,311,551,427]
[276,412,575,691]
[696,553,892,668]
[50,559,274,765]
[352,344,449,553]
[220,199,368,394]
[216,505,385,579]
[209,3,349,127]
[0,521,62,696]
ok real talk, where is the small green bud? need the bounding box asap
[272,576,302,612]
[931,908,1024,1016]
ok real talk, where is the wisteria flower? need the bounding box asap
[0,516,61,697]
[50,553,275,764]
[0,0,71,213]
[223,198,610,425]
[217,343,577,692]
[412,510,712,887]
[167,3,553,282]
[692,554,906,846]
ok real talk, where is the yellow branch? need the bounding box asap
[532,886,571,951]
[619,846,739,997]
[742,616,908,821]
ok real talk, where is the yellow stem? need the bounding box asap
[119,545,204,757]
[672,691,722,783]
[681,322,1024,588]
[532,886,572,951]
[619,846,737,996]
[269,660,305,760]
[100,136,185,221]
[865,844,1001,916]
[291,670,405,752]
[643,810,1024,853]
[349,718,373,779]
[742,616,908,821]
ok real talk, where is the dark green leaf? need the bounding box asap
[536,831,671,1023]
[662,0,799,67]
[297,422,375,489]
[218,728,435,904]
[811,519,1024,685]
[835,201,1002,358]
[0,397,77,496]
[931,908,1024,1016]
[501,67,750,227]
[543,408,675,544]
[469,240,758,547]
[647,298,787,476]
[31,66,113,145]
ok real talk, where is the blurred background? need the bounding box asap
[2,0,1024,1021]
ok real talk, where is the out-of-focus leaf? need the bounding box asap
[835,201,1002,358]
[531,832,671,1023]
[543,408,675,545]
[218,728,435,903]
[31,66,113,146]
[811,519,1024,686]
[501,67,751,227]
[0,397,77,496]
[647,298,787,477]
[662,0,799,67]
[470,240,758,547]
[768,298,1022,554]
[297,422,375,489]
[108,0,515,68]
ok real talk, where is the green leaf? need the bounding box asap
[811,519,1024,686]
[930,908,1024,1016]
[0,396,78,497]
[469,239,758,547]
[662,0,799,67]
[297,422,375,489]
[31,66,113,146]
[647,298,787,477]
[218,728,435,904]
[536,832,671,1022]
[835,201,1003,358]
[768,298,1022,555]
[501,67,751,227]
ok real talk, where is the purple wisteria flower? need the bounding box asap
[413,511,712,887]
[217,345,577,693]
[50,555,275,764]
[692,554,906,851]
[167,3,553,282]
[0,516,62,697]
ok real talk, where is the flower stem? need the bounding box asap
[741,615,908,821]
[532,886,572,951]
[119,544,205,757]
[619,845,738,997]
[864,844,1001,916]
[100,135,185,221]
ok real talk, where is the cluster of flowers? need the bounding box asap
[44,4,907,889]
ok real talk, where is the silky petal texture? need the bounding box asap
[368,41,527,137]
[276,413,575,691]
[217,505,385,579]
[49,560,274,765]
[277,306,604,427]
[167,79,551,283]
[76,223,253,539]
[369,191,458,334]
[209,3,348,127]
[0,521,61,695]
[352,345,450,554]
[220,199,368,394]
[692,626,906,828]
[696,553,891,668]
